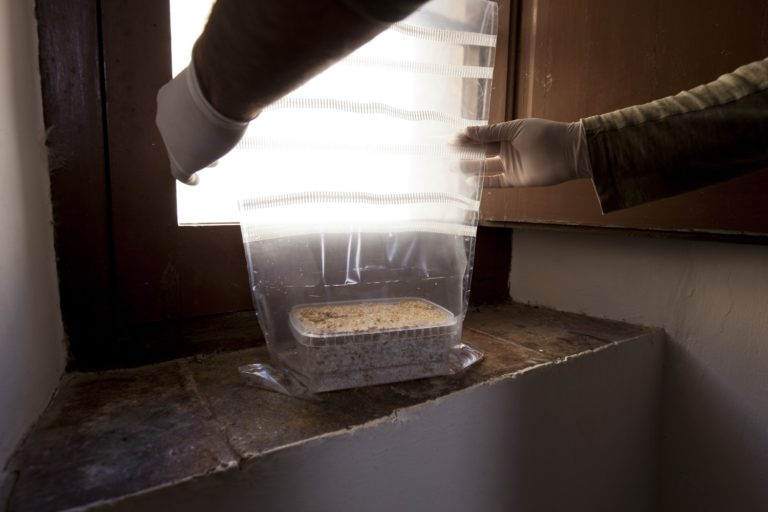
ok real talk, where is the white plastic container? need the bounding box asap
[288,298,458,391]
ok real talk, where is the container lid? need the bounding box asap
[289,297,458,347]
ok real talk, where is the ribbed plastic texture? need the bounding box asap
[237,0,497,393]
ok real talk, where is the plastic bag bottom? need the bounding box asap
[239,342,484,396]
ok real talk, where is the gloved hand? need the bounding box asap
[459,118,593,187]
[155,63,251,185]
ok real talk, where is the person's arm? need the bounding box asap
[463,58,768,212]
[156,0,427,184]
[193,0,426,121]
[585,58,768,211]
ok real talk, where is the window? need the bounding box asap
[41,0,767,369]
[38,0,513,368]
[170,0,497,226]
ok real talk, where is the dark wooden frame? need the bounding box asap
[37,0,514,369]
[36,0,114,369]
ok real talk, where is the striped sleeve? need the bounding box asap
[582,58,768,212]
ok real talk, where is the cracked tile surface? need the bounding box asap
[7,303,653,511]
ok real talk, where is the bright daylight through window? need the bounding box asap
[170,0,496,225]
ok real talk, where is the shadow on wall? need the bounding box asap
[508,229,768,511]
[659,337,768,511]
[484,349,662,512]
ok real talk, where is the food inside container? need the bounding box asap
[292,298,455,335]
[288,298,459,391]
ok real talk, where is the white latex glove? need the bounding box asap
[460,118,593,187]
[155,64,250,185]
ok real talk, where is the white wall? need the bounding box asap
[510,229,768,511]
[0,0,65,473]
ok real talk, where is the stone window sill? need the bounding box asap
[5,303,661,512]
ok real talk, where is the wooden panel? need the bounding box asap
[100,1,253,326]
[489,0,516,123]
[470,226,512,305]
[36,0,114,362]
[481,0,768,237]
[481,171,768,236]
[88,311,262,371]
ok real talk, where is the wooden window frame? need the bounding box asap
[39,0,768,369]
[36,0,514,369]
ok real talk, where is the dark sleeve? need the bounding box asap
[582,58,768,213]
[342,0,428,23]
[194,0,397,120]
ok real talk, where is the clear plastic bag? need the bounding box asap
[238,0,497,393]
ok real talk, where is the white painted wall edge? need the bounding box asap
[0,0,66,480]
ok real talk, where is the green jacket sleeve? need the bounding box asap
[582,58,768,212]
